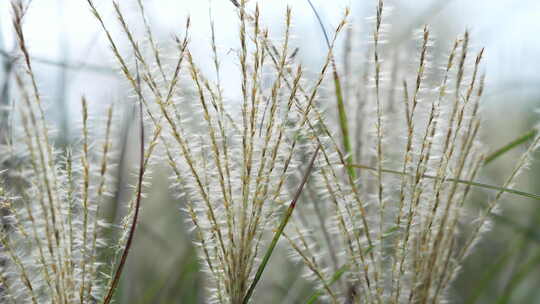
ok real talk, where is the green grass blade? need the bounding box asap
[464,244,519,304]
[496,250,540,304]
[465,225,540,304]
[332,69,355,179]
[306,0,356,180]
[137,247,199,304]
[484,129,537,165]
[102,72,146,304]
[348,164,540,201]
[242,145,321,304]
[488,213,540,243]
[306,0,331,47]
[305,265,348,304]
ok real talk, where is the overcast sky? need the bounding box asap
[1,0,539,111]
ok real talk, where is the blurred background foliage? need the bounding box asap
[1,0,539,303]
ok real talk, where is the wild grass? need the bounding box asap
[0,2,155,303]
[0,0,539,303]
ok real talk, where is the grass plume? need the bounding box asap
[0,0,538,303]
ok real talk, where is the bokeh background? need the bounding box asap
[1,0,539,303]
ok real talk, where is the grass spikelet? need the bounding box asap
[2,0,538,303]
[84,1,346,302]
[282,1,539,303]
[0,2,154,303]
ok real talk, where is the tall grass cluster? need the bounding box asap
[0,0,538,303]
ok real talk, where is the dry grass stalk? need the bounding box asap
[284,1,539,304]
[1,1,538,303]
[0,1,156,303]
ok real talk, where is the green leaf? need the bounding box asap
[496,250,540,304]
[382,226,400,239]
[364,245,375,255]
[306,0,356,180]
[465,239,523,304]
[242,146,321,304]
[305,265,349,304]
[348,164,540,201]
[484,129,537,165]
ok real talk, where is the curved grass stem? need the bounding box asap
[306,0,355,180]
[484,129,537,165]
[242,145,320,304]
[347,163,540,201]
[102,82,146,304]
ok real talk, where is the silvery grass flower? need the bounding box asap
[0,0,531,303]
[0,2,156,303]
[84,0,540,302]
[285,1,540,303]
[84,0,352,302]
